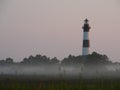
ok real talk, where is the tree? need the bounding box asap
[0,60,6,65]
[5,58,14,64]
[50,57,59,64]
[61,54,83,65]
[85,52,110,65]
[21,54,51,65]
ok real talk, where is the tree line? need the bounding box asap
[0,52,113,66]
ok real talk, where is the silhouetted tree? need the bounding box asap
[21,54,50,65]
[61,54,84,65]
[61,52,111,65]
[6,58,14,64]
[50,57,59,64]
[0,60,6,65]
[85,52,110,65]
[0,58,14,65]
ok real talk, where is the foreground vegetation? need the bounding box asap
[0,77,120,90]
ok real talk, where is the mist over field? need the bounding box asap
[0,64,120,79]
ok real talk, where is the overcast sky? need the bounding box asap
[0,0,120,62]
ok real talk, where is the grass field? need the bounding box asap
[0,75,120,90]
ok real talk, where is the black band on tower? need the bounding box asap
[83,40,90,47]
[82,24,90,32]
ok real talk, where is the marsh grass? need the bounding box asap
[0,78,120,90]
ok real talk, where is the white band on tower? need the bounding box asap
[82,47,89,56]
[83,32,89,40]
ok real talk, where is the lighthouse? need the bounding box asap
[82,19,91,56]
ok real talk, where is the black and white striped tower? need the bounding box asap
[82,19,91,56]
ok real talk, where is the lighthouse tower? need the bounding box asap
[82,19,91,56]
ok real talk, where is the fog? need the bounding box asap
[0,64,120,79]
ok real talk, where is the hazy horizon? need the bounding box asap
[0,0,120,62]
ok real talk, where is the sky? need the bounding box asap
[0,0,120,62]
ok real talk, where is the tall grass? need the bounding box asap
[0,78,120,90]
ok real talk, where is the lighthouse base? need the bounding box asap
[82,48,89,56]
